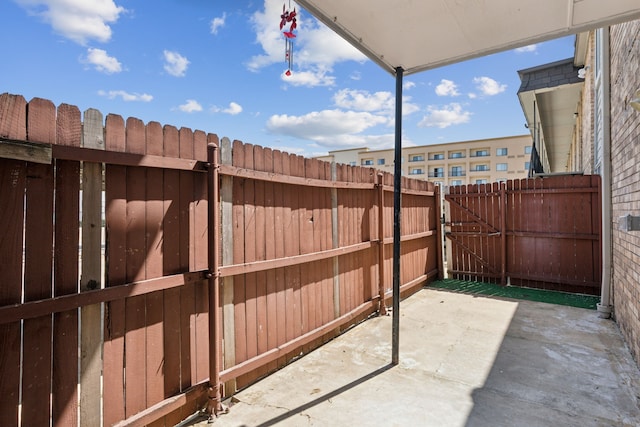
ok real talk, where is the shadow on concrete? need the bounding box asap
[255,363,394,427]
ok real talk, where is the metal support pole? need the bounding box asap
[206,142,224,417]
[377,172,387,316]
[392,66,403,365]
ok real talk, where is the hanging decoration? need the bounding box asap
[279,2,297,76]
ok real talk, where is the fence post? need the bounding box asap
[220,137,236,395]
[376,173,387,315]
[500,182,507,285]
[207,142,224,417]
[80,108,104,426]
[435,185,444,280]
[331,162,340,319]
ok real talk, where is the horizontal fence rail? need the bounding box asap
[0,93,439,427]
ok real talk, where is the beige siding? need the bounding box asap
[319,135,532,185]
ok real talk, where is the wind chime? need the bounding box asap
[279,2,297,76]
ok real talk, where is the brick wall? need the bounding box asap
[610,20,640,365]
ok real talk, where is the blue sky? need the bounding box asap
[2,0,575,157]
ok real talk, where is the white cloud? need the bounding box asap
[163,50,189,77]
[281,69,335,87]
[266,109,388,148]
[418,103,471,128]
[403,81,416,90]
[98,90,152,102]
[210,13,226,34]
[16,0,125,45]
[350,71,362,81]
[473,76,506,96]
[435,79,460,97]
[333,89,395,113]
[332,89,420,117]
[247,0,366,87]
[178,99,202,113]
[212,102,243,115]
[515,44,538,53]
[85,48,122,74]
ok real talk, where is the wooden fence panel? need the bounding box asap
[446,176,601,294]
[0,94,440,427]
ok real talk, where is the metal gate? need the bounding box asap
[444,175,601,295]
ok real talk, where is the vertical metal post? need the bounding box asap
[392,67,403,365]
[435,185,445,280]
[207,142,223,417]
[377,172,387,315]
[500,182,507,285]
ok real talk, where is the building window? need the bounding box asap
[472,150,490,157]
[524,146,532,154]
[496,163,508,171]
[449,151,464,159]
[473,165,489,172]
[409,155,424,162]
[476,179,488,185]
[451,180,463,186]
[361,159,373,166]
[377,158,385,165]
[349,161,356,166]
[525,162,530,170]
[430,168,444,178]
[450,166,464,177]
[497,148,508,156]
[430,153,444,160]
[409,168,424,175]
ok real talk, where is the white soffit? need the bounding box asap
[296,0,640,76]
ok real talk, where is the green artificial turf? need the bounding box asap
[428,279,600,310]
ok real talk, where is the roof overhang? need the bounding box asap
[296,0,640,76]
[517,58,584,172]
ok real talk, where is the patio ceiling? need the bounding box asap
[295,0,640,76]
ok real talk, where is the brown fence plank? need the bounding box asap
[263,147,278,373]
[232,140,247,372]
[161,124,182,424]
[123,117,148,418]
[145,121,165,409]
[177,128,196,416]
[52,103,81,427]
[193,131,209,385]
[241,142,258,389]
[272,150,287,367]
[104,113,127,426]
[21,97,56,427]
[254,145,268,376]
[0,93,27,427]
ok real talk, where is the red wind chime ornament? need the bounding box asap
[279,2,297,76]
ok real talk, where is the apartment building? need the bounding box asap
[317,135,532,186]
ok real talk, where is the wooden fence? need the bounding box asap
[445,176,601,295]
[0,93,440,426]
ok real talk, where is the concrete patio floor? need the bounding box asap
[187,287,640,427]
